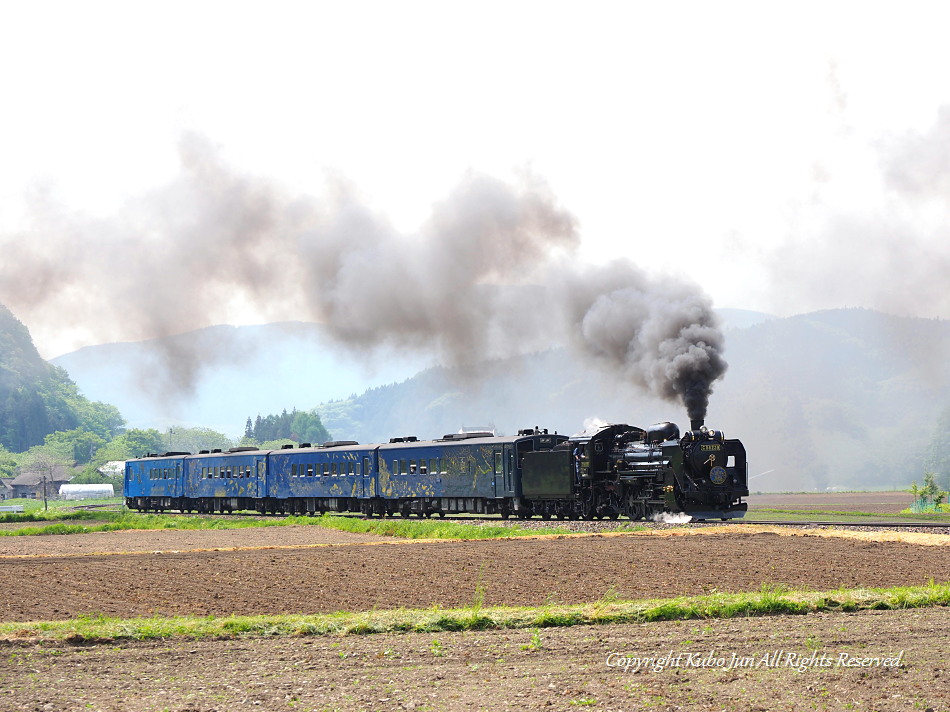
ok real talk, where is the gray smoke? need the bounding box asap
[0,133,728,417]
[554,260,726,424]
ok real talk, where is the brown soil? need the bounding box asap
[0,522,385,556]
[0,607,946,711]
[747,491,914,513]
[2,530,949,622]
[2,526,949,711]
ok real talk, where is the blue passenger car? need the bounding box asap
[265,442,376,514]
[184,447,268,513]
[124,453,189,511]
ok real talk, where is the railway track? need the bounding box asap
[71,505,950,530]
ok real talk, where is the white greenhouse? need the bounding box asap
[59,484,115,500]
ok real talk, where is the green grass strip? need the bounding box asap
[0,512,578,539]
[3,582,948,643]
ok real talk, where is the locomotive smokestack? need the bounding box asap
[690,418,704,432]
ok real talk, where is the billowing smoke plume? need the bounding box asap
[0,133,727,417]
[556,261,726,424]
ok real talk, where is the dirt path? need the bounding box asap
[0,607,945,711]
[3,531,949,622]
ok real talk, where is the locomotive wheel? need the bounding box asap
[541,513,551,520]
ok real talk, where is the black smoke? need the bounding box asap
[0,133,728,417]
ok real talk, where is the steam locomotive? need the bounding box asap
[125,419,748,520]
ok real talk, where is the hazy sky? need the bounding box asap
[1,1,948,359]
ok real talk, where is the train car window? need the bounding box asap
[437,458,443,474]
[291,464,298,477]
[494,452,502,475]
[392,460,398,476]
[304,463,312,477]
[409,460,417,474]
[330,463,337,476]
[214,466,220,478]
[400,459,407,475]
[727,456,735,467]
[420,461,427,474]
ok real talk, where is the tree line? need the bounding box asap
[243,408,331,446]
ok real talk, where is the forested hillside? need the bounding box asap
[0,305,123,452]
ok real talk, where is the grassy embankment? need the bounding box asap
[2,581,948,643]
[0,509,589,539]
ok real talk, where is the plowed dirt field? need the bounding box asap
[2,521,949,711]
[1,528,949,622]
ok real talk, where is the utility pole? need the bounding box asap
[42,474,48,512]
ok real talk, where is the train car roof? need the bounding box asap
[127,430,569,463]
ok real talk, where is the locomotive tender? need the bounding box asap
[125,419,748,520]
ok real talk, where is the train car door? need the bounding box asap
[361,455,375,498]
[493,449,503,496]
[254,456,266,498]
[503,445,513,494]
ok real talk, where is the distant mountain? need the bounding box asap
[715,308,776,331]
[51,322,427,436]
[50,308,948,491]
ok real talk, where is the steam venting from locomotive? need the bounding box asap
[0,133,726,414]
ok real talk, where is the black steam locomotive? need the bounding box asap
[525,419,748,520]
[125,417,747,521]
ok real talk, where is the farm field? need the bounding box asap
[746,491,915,514]
[1,528,950,622]
[1,495,949,710]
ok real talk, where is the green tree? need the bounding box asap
[42,428,106,465]
[290,409,331,445]
[111,429,165,459]
[0,445,16,479]
[163,427,234,454]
